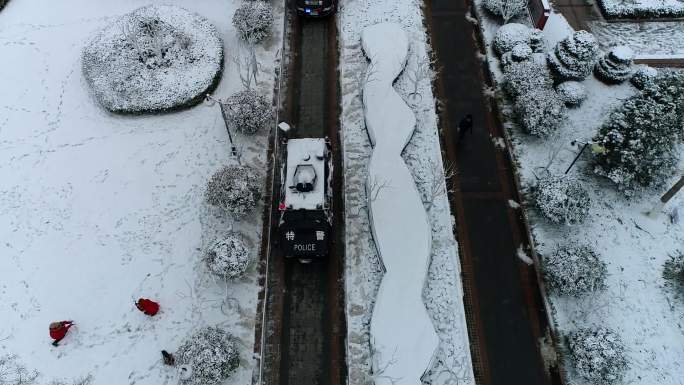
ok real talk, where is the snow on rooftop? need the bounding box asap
[284,138,327,210]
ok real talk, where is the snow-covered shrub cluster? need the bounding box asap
[595,46,635,84]
[503,55,566,136]
[547,30,600,81]
[223,90,272,134]
[597,0,684,19]
[82,5,223,113]
[593,70,684,193]
[566,328,628,385]
[663,251,684,299]
[205,165,261,217]
[482,0,528,23]
[630,65,658,90]
[542,243,607,297]
[0,354,38,385]
[534,175,590,224]
[204,234,251,279]
[232,1,274,44]
[177,327,239,385]
[493,23,543,56]
[556,81,587,106]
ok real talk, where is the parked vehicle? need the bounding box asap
[278,138,332,262]
[295,0,337,17]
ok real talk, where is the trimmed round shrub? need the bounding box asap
[223,90,272,135]
[205,234,251,279]
[514,89,566,136]
[483,0,528,23]
[503,57,554,98]
[205,165,261,217]
[556,81,587,106]
[232,1,274,43]
[567,328,628,385]
[663,251,684,299]
[177,327,239,385]
[535,175,590,224]
[547,30,600,81]
[82,5,223,113]
[630,65,658,90]
[595,46,635,84]
[543,243,607,297]
[493,23,531,56]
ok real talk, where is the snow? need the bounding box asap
[360,23,438,384]
[473,2,684,384]
[0,0,284,384]
[82,5,224,113]
[588,20,684,57]
[597,0,684,19]
[516,246,534,265]
[283,138,327,210]
[338,1,475,384]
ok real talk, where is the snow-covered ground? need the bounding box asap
[0,0,283,384]
[473,2,684,384]
[588,19,684,57]
[338,1,475,384]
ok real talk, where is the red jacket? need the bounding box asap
[136,298,159,316]
[49,321,73,340]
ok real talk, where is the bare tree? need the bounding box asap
[420,159,456,209]
[232,42,259,90]
[370,343,401,385]
[406,53,431,100]
[500,0,527,24]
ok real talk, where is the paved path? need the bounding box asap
[426,1,560,385]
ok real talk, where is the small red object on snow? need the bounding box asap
[49,320,74,345]
[136,298,160,316]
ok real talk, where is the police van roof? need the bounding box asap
[284,138,326,210]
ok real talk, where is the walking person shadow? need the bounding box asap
[458,114,473,142]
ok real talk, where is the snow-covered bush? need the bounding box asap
[82,5,223,113]
[630,65,658,90]
[595,46,635,84]
[223,90,272,134]
[232,1,274,44]
[493,23,531,56]
[556,81,587,106]
[547,30,600,81]
[598,0,684,19]
[528,29,545,53]
[663,251,684,299]
[566,328,628,385]
[534,175,590,224]
[593,70,684,193]
[483,0,528,23]
[176,327,239,385]
[204,234,251,279]
[503,56,566,136]
[205,165,261,217]
[543,243,607,297]
[0,354,39,385]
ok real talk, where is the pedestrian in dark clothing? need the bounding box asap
[135,298,160,316]
[49,320,74,346]
[458,114,473,141]
[161,350,175,366]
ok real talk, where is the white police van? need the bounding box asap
[278,138,332,262]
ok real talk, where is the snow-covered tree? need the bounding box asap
[483,0,528,24]
[0,354,39,385]
[595,46,635,84]
[534,175,590,224]
[205,165,261,217]
[232,1,274,44]
[547,30,600,81]
[177,327,239,385]
[630,65,658,90]
[223,90,272,134]
[204,234,251,279]
[566,328,628,385]
[593,70,684,193]
[493,23,531,56]
[556,81,587,106]
[663,251,684,299]
[542,243,607,297]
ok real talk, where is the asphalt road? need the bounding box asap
[426,1,557,385]
[258,6,345,385]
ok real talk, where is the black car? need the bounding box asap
[296,0,337,17]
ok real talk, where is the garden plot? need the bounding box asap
[338,0,475,384]
[0,0,283,384]
[474,3,684,385]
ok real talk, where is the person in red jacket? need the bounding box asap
[49,320,74,346]
[135,298,160,316]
